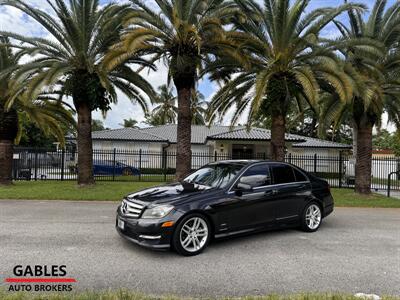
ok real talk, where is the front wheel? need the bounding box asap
[172,214,211,256]
[122,168,133,176]
[301,202,322,232]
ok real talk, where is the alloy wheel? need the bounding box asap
[122,168,133,176]
[179,217,209,253]
[305,204,321,230]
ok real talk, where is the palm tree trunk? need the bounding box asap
[354,122,372,194]
[0,140,14,185]
[76,102,95,185]
[270,113,286,161]
[0,106,18,185]
[352,125,357,157]
[175,85,192,180]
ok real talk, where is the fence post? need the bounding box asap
[387,172,392,197]
[112,148,116,181]
[162,149,167,182]
[34,149,38,181]
[61,148,65,181]
[139,149,142,181]
[214,151,217,162]
[313,154,317,174]
[338,152,343,188]
[263,152,266,160]
[288,153,292,164]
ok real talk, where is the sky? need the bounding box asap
[0,0,397,130]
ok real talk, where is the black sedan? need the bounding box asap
[116,160,334,256]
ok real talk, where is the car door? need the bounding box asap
[212,163,276,232]
[270,164,311,223]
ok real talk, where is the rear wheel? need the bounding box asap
[301,202,322,232]
[172,214,211,256]
[122,168,133,176]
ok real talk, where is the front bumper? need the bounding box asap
[115,208,181,250]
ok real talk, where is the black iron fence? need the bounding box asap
[11,147,400,191]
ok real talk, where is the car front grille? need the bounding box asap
[121,199,145,218]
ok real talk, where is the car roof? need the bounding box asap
[208,159,290,166]
[208,159,260,166]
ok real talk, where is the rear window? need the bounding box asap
[293,168,308,182]
[271,164,295,184]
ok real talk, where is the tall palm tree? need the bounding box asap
[207,0,363,161]
[0,0,156,185]
[119,118,139,128]
[113,0,242,179]
[151,85,178,125]
[321,0,400,194]
[0,37,74,185]
[191,90,208,125]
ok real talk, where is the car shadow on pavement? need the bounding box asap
[115,220,332,258]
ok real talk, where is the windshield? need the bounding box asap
[183,164,243,189]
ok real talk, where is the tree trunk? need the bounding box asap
[0,140,13,185]
[175,85,192,180]
[76,102,95,185]
[270,113,286,161]
[352,125,358,157]
[354,122,373,194]
[0,106,18,185]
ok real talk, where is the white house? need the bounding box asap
[88,125,351,172]
[91,124,351,155]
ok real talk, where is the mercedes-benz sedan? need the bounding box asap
[116,160,334,256]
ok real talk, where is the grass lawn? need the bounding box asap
[0,181,399,207]
[0,290,398,300]
[0,181,164,201]
[332,188,400,208]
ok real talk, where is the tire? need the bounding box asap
[301,202,322,232]
[172,213,211,256]
[122,168,133,176]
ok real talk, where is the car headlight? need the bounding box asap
[141,205,174,219]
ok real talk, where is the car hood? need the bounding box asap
[125,182,217,205]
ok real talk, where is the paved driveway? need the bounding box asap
[0,200,399,297]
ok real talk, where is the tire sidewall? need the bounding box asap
[301,202,322,232]
[172,213,211,256]
[123,168,133,176]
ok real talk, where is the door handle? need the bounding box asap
[265,189,278,196]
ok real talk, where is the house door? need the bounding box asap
[232,144,254,159]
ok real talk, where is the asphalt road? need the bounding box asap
[0,200,399,297]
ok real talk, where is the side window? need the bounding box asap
[271,164,295,184]
[293,167,308,182]
[239,164,271,188]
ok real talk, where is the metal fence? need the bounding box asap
[11,147,400,191]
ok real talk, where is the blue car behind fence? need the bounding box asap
[93,160,140,176]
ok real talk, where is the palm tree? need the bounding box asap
[0,37,74,185]
[207,0,363,161]
[119,118,139,128]
[191,90,208,125]
[151,85,178,125]
[146,86,208,126]
[321,0,400,194]
[92,119,109,131]
[0,0,156,185]
[114,0,241,179]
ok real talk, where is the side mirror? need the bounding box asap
[235,182,253,196]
